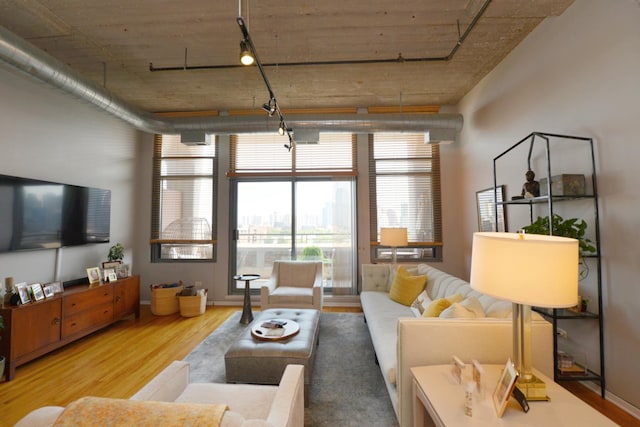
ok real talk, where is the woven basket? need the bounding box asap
[150,284,183,315]
[178,289,208,317]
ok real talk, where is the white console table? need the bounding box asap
[412,364,616,427]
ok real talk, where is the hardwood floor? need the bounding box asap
[0,305,636,426]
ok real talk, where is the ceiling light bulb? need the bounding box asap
[278,124,285,136]
[239,40,255,66]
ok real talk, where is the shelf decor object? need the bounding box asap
[380,227,408,264]
[470,231,579,401]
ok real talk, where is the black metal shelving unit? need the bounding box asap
[492,132,605,397]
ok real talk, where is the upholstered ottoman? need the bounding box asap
[225,308,320,406]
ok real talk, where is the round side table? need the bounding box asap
[233,274,260,324]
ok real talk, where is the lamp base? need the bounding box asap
[516,374,550,401]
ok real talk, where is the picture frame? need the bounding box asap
[493,358,519,418]
[116,263,130,279]
[476,185,507,232]
[103,268,116,282]
[102,260,122,270]
[107,272,118,282]
[86,267,101,284]
[43,285,55,298]
[15,282,31,304]
[47,281,63,294]
[31,283,45,301]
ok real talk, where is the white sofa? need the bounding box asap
[15,362,304,427]
[360,263,554,427]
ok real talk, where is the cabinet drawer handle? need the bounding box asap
[71,322,77,327]
[104,310,109,314]
[53,317,61,325]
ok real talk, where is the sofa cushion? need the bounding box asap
[176,383,278,421]
[410,290,431,317]
[440,297,486,318]
[422,293,463,317]
[388,266,427,306]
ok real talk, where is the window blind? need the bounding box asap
[369,133,443,260]
[228,132,357,177]
[150,134,218,261]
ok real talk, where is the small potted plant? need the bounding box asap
[521,214,596,280]
[108,243,124,262]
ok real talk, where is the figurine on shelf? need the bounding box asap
[521,169,540,198]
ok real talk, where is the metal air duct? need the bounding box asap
[0,25,463,138]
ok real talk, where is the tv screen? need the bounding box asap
[0,174,111,253]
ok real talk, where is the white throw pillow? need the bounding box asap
[439,297,486,319]
[410,290,432,317]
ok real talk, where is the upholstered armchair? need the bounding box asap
[260,261,323,310]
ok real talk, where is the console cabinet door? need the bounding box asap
[11,299,62,359]
[114,276,140,319]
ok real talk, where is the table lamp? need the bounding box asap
[380,227,408,264]
[470,231,578,400]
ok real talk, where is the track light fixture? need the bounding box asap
[262,99,276,117]
[237,13,295,151]
[239,40,255,66]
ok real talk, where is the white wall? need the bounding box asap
[0,66,142,287]
[456,0,640,412]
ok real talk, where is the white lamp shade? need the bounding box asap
[380,228,408,247]
[470,232,579,308]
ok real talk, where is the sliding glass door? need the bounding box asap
[231,178,356,295]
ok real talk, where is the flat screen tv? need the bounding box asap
[0,174,111,253]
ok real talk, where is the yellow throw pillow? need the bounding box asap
[422,294,464,317]
[389,266,428,306]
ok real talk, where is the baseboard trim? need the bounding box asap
[582,380,640,420]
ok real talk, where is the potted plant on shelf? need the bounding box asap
[108,243,124,262]
[521,214,596,280]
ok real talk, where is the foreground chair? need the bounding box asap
[260,261,323,310]
[15,362,305,427]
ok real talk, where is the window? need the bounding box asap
[369,133,443,262]
[229,132,358,295]
[150,134,217,261]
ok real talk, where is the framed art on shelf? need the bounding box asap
[47,281,63,294]
[116,263,130,279]
[493,358,519,418]
[476,185,507,232]
[31,283,45,301]
[86,267,101,284]
[102,260,121,270]
[43,285,55,298]
[15,282,31,304]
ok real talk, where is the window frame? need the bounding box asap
[368,133,443,263]
[150,134,218,263]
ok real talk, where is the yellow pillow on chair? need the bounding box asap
[389,266,428,306]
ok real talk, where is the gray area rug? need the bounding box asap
[184,311,398,426]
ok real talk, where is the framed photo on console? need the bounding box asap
[47,281,63,294]
[102,260,121,270]
[15,282,31,304]
[86,267,101,284]
[493,358,519,418]
[31,283,45,301]
[43,285,55,298]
